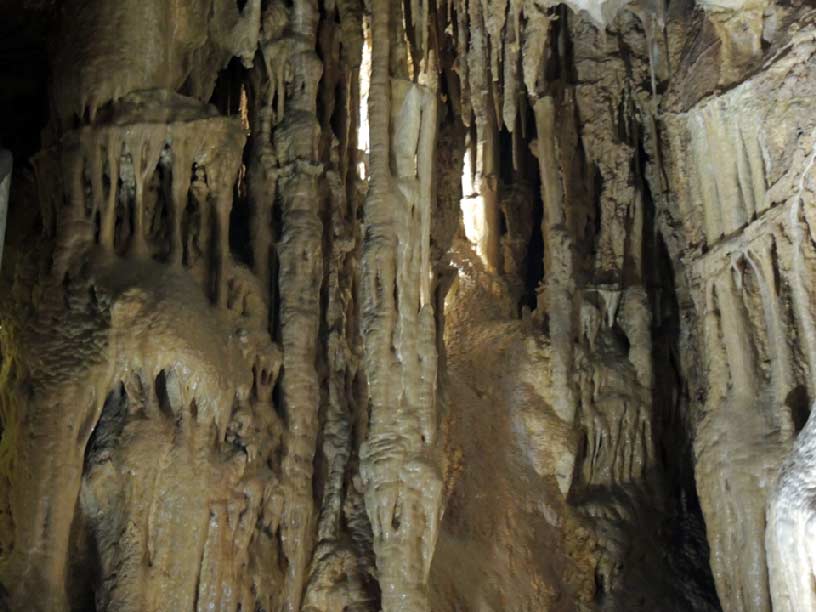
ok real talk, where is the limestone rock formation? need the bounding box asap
[0,0,815,610]
[0,149,9,271]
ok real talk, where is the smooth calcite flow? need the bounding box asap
[0,0,815,610]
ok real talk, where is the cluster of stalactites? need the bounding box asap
[52,0,261,129]
[33,103,246,308]
[448,0,552,179]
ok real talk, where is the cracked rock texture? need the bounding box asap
[0,0,816,610]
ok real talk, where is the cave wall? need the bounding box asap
[657,6,816,610]
[0,0,815,610]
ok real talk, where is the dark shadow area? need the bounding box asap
[641,131,721,609]
[0,3,50,162]
[210,57,254,267]
[520,101,544,313]
[787,385,811,434]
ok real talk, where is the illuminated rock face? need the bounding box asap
[0,0,815,610]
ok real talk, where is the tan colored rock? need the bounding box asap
[3,0,816,609]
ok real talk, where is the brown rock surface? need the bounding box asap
[1,0,815,610]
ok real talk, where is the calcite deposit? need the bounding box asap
[0,149,9,271]
[1,0,815,610]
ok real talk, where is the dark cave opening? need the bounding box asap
[0,6,50,163]
[210,57,255,268]
[639,132,721,608]
[521,192,545,312]
[520,102,545,313]
[0,3,51,261]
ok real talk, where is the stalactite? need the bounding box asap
[534,97,575,427]
[521,2,551,100]
[501,0,524,132]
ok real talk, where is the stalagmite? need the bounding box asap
[253,0,328,608]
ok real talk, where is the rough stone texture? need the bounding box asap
[656,6,816,611]
[0,149,9,271]
[1,0,816,610]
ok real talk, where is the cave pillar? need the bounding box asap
[358,1,443,609]
[254,0,327,608]
[532,97,577,496]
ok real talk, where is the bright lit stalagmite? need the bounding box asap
[359,0,443,608]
